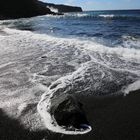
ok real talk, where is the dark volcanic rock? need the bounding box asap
[0,0,54,19]
[0,0,82,19]
[51,94,89,130]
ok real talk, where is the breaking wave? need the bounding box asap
[63,13,140,20]
[99,14,115,18]
[1,27,140,78]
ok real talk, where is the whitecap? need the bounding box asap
[124,80,140,96]
[99,14,115,18]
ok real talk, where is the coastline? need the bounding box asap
[0,9,140,140]
[0,90,140,140]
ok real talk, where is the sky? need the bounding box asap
[41,0,140,11]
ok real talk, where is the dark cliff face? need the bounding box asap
[0,0,53,19]
[45,3,83,13]
[0,0,82,19]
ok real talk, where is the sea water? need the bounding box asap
[0,10,140,134]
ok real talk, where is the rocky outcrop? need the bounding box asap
[0,0,55,20]
[0,0,82,20]
[45,3,83,13]
[52,94,90,130]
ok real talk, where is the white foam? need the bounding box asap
[1,28,140,134]
[99,14,115,18]
[65,13,115,18]
[122,35,140,49]
[124,80,140,96]
[37,86,92,135]
[46,6,58,13]
[18,102,28,114]
[64,13,89,17]
[2,27,140,61]
[37,72,93,135]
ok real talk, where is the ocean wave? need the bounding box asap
[63,13,140,20]
[1,27,140,63]
[1,28,140,92]
[46,6,58,13]
[124,80,140,96]
[0,28,140,134]
[121,35,140,49]
[99,14,115,18]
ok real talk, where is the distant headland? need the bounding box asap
[0,0,82,20]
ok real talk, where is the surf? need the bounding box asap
[0,27,140,134]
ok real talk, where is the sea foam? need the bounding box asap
[2,27,140,60]
[0,28,140,134]
[124,80,140,96]
[99,14,115,18]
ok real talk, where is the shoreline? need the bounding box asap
[0,11,140,139]
[0,90,140,140]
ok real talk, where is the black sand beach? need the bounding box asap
[0,90,140,140]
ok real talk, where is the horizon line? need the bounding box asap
[83,8,140,11]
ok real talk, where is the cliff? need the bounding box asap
[0,0,82,20]
[45,3,83,13]
[0,0,54,19]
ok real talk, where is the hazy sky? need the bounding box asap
[41,0,140,10]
